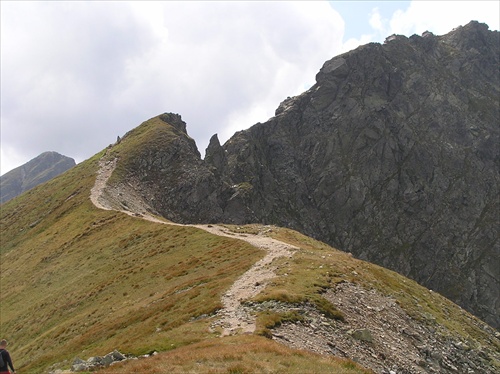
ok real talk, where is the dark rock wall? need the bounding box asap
[120,22,499,328]
[214,22,500,328]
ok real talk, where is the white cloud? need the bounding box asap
[0,144,28,176]
[369,7,385,34]
[1,1,344,174]
[3,1,497,175]
[120,1,345,147]
[341,34,373,54]
[1,1,156,171]
[389,1,499,36]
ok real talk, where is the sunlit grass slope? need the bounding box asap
[0,152,264,373]
[0,117,265,373]
[98,223,499,374]
[1,116,496,374]
[0,117,369,374]
[100,335,368,374]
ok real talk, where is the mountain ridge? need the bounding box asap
[0,151,75,204]
[107,21,499,328]
[1,99,499,374]
[76,130,500,373]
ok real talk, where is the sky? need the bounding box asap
[1,1,499,175]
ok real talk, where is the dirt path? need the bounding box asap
[90,156,296,336]
[90,157,117,211]
[202,226,295,336]
[87,155,500,374]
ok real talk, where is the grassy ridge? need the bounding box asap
[0,147,264,372]
[106,115,181,185]
[0,117,368,374]
[2,116,496,373]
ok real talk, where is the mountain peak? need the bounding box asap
[0,151,75,203]
[442,20,497,51]
[159,112,187,134]
[108,22,499,329]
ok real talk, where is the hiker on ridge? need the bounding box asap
[0,339,16,374]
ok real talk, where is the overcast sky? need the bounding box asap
[1,1,499,175]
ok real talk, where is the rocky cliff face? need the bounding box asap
[215,21,500,329]
[0,151,75,203]
[114,22,499,329]
[116,113,229,223]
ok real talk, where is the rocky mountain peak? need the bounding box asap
[442,20,496,50]
[205,133,226,172]
[159,112,188,134]
[110,22,499,329]
[0,151,75,204]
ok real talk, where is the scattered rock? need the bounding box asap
[271,282,500,374]
[352,329,373,343]
[66,350,128,372]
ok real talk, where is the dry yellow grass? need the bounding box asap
[99,335,370,374]
[0,151,263,373]
[2,117,497,373]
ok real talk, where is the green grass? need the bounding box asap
[98,335,370,374]
[2,116,498,373]
[0,142,264,373]
[221,224,345,321]
[255,311,305,338]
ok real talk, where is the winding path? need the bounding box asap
[90,155,296,336]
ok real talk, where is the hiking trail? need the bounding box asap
[90,155,296,336]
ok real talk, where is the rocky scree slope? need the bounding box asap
[109,22,499,329]
[0,151,75,204]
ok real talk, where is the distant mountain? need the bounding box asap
[107,22,499,329]
[0,151,75,203]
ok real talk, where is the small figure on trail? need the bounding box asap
[0,339,16,374]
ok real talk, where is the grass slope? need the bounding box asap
[0,118,369,373]
[1,116,496,373]
[0,152,266,373]
[99,335,366,374]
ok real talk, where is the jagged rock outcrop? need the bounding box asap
[212,21,500,329]
[112,22,499,329]
[0,151,75,203]
[110,114,228,223]
[205,134,226,174]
